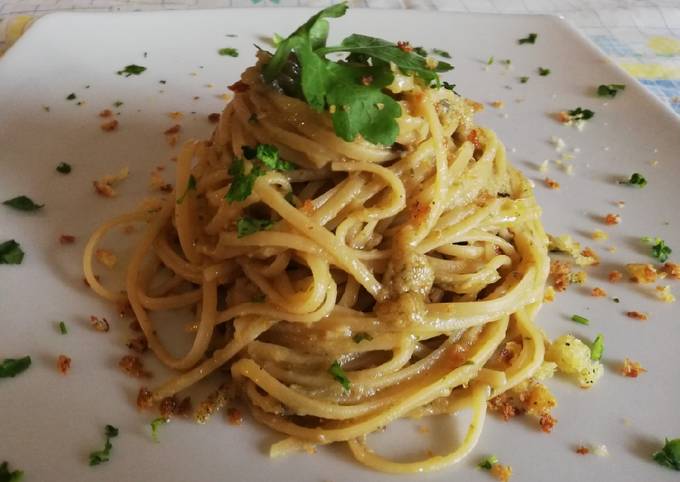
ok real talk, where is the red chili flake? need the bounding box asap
[228,80,249,93]
[626,311,648,321]
[59,234,76,245]
[208,113,221,123]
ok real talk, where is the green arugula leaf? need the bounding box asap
[89,425,119,466]
[478,455,499,469]
[150,418,168,443]
[3,195,44,212]
[0,461,24,482]
[597,83,625,98]
[218,47,239,57]
[237,217,274,238]
[225,158,264,202]
[56,162,72,174]
[177,175,197,204]
[117,64,146,77]
[518,33,538,44]
[0,356,31,378]
[621,172,647,187]
[328,360,350,391]
[653,438,680,471]
[590,334,604,361]
[0,240,24,265]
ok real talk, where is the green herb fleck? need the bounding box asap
[117,64,147,77]
[538,67,551,76]
[150,418,168,443]
[56,162,72,174]
[218,47,239,57]
[225,158,264,203]
[620,172,647,187]
[487,56,494,65]
[3,196,44,212]
[590,334,604,361]
[0,240,25,265]
[518,33,537,45]
[66,93,76,100]
[519,76,529,83]
[612,297,620,303]
[243,144,295,171]
[176,175,197,204]
[113,100,124,107]
[352,332,373,343]
[567,107,595,121]
[89,425,119,466]
[642,237,672,263]
[597,83,625,98]
[0,461,24,481]
[653,438,680,471]
[58,321,68,335]
[236,217,274,238]
[328,360,350,391]
[500,59,511,65]
[413,46,428,57]
[478,455,499,469]
[571,314,590,325]
[431,48,451,59]
[442,81,457,93]
[0,356,31,378]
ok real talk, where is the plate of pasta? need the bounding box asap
[1,4,679,482]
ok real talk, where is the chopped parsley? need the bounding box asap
[571,314,590,325]
[352,332,373,343]
[478,455,499,469]
[590,334,604,361]
[518,33,537,45]
[225,158,264,202]
[487,56,494,65]
[117,64,147,77]
[263,4,453,145]
[0,356,31,378]
[58,321,68,335]
[150,417,168,443]
[642,237,672,263]
[113,100,124,107]
[0,461,24,481]
[519,76,529,83]
[3,195,44,212]
[218,47,239,57]
[442,81,457,94]
[567,107,595,121]
[0,240,24,265]
[621,172,647,187]
[500,59,511,65]
[597,83,625,98]
[538,67,551,76]
[66,93,76,100]
[243,144,296,171]
[613,297,620,303]
[236,217,274,238]
[328,360,350,391]
[653,438,680,471]
[89,424,119,466]
[176,175,197,204]
[56,162,72,174]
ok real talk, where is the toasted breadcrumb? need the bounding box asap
[626,311,648,321]
[557,111,571,123]
[592,444,609,457]
[168,111,183,121]
[126,336,149,354]
[119,355,152,378]
[655,285,675,303]
[570,271,587,285]
[101,119,119,132]
[159,396,178,418]
[608,271,623,283]
[604,213,621,225]
[57,354,72,375]
[547,335,603,388]
[164,124,181,146]
[621,358,646,378]
[544,177,560,189]
[576,446,590,455]
[539,413,557,433]
[195,383,235,424]
[488,377,557,433]
[99,109,112,118]
[93,167,129,198]
[95,249,117,269]
[59,234,76,244]
[89,315,110,332]
[543,286,555,302]
[137,387,154,410]
[550,260,571,292]
[466,99,484,112]
[662,263,680,279]
[591,287,607,297]
[227,407,244,426]
[626,264,657,283]
[208,112,221,123]
[490,100,505,109]
[490,463,513,482]
[301,199,315,215]
[592,230,608,241]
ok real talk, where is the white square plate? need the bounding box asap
[1,8,679,482]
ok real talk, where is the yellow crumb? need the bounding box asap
[95,249,117,269]
[626,264,658,284]
[490,100,505,109]
[604,213,621,225]
[592,230,608,241]
[547,335,603,388]
[490,463,513,482]
[655,285,676,303]
[621,358,646,378]
[167,111,183,120]
[570,271,587,284]
[544,177,560,190]
[543,286,555,302]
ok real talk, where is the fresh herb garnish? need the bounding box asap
[478,455,499,469]
[236,217,274,238]
[518,33,538,45]
[218,47,239,57]
[56,162,72,174]
[89,424,119,466]
[0,461,24,481]
[519,76,529,83]
[113,100,124,107]
[0,240,24,265]
[58,321,68,335]
[225,158,264,203]
[590,334,604,361]
[653,438,680,471]
[612,297,620,303]
[328,360,350,391]
[620,172,647,187]
[150,417,168,443]
[243,144,296,171]
[352,332,373,343]
[176,175,197,204]
[442,81,457,94]
[567,107,595,121]
[117,64,147,77]
[263,3,453,145]
[0,356,31,378]
[538,67,551,76]
[3,196,44,212]
[487,56,494,65]
[597,83,625,98]
[642,237,672,263]
[571,314,590,325]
